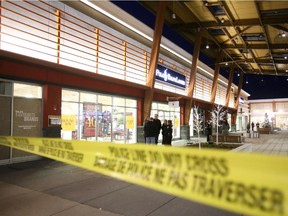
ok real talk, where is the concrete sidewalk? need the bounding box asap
[0,159,239,216]
[1,131,288,216]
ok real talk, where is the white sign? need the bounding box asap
[168,101,179,108]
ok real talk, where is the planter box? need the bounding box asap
[210,134,245,143]
[258,127,272,134]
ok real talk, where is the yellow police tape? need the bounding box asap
[0,136,287,216]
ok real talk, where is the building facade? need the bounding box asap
[0,0,249,164]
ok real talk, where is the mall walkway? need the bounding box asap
[1,131,287,216]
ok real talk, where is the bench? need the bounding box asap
[210,134,244,143]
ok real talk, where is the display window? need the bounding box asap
[61,89,137,143]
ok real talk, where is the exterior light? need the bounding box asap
[172,13,176,19]
[206,44,210,49]
[221,18,225,23]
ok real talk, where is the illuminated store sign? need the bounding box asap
[156,64,186,88]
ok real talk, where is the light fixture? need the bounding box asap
[172,1,176,19]
[206,44,210,49]
[221,18,225,24]
[285,56,287,59]
[225,62,228,66]
[279,31,286,38]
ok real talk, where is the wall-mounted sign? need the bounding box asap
[48,115,61,127]
[155,64,186,89]
[239,97,245,104]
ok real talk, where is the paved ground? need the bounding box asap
[0,131,287,216]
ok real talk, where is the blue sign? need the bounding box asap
[155,64,186,88]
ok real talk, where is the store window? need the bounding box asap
[61,89,137,143]
[14,83,42,98]
[0,81,42,163]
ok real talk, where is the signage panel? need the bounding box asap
[155,64,186,88]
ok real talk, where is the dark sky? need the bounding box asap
[111,1,288,100]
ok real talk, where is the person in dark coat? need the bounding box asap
[161,119,168,144]
[165,120,173,145]
[206,122,212,142]
[154,114,162,144]
[144,117,157,144]
[251,122,255,131]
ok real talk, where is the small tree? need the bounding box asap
[209,104,227,145]
[192,106,204,149]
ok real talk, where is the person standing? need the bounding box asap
[161,119,168,144]
[251,122,255,131]
[154,113,161,144]
[144,117,157,144]
[166,120,173,145]
[206,122,212,142]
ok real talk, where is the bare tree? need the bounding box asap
[192,106,204,149]
[209,104,227,145]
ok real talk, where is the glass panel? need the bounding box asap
[172,111,180,139]
[61,102,79,140]
[80,92,96,103]
[125,107,137,143]
[12,98,42,158]
[126,98,136,107]
[112,106,125,143]
[81,102,97,141]
[0,96,12,160]
[158,103,169,111]
[152,102,157,110]
[0,80,12,96]
[62,89,79,102]
[14,83,42,98]
[97,105,112,141]
[98,94,112,105]
[113,97,125,106]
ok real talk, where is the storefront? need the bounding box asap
[0,79,42,164]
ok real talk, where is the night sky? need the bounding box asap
[111,1,288,100]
